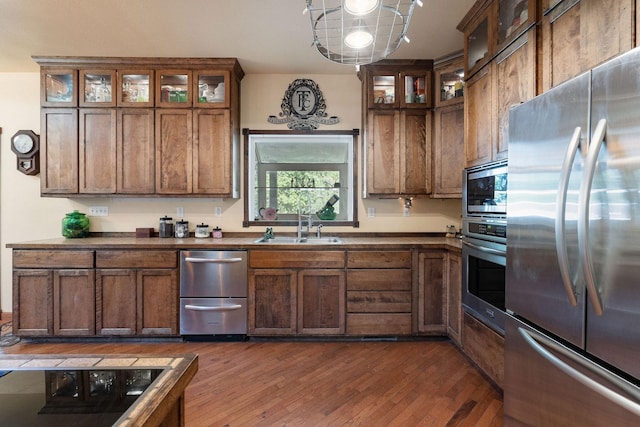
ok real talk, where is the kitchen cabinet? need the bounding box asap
[494,26,536,160]
[79,108,117,193]
[12,250,95,337]
[11,249,177,338]
[446,252,462,346]
[416,251,447,335]
[117,109,155,193]
[33,57,243,198]
[432,54,465,197]
[459,0,537,167]
[462,311,504,387]
[464,65,494,167]
[95,250,178,336]
[346,250,412,336]
[359,61,433,198]
[433,104,464,197]
[459,0,536,79]
[434,55,465,108]
[40,108,78,194]
[248,250,346,336]
[539,0,635,91]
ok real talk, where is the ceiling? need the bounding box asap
[0,0,475,75]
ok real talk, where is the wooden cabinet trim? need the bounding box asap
[13,250,94,269]
[95,250,177,268]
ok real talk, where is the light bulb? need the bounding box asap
[344,29,373,49]
[344,0,379,16]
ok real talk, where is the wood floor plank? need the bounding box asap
[1,338,503,426]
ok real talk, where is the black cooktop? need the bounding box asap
[0,368,162,426]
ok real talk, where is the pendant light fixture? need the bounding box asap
[304,0,423,67]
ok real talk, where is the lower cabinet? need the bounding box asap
[416,251,447,335]
[12,249,178,338]
[95,250,178,336]
[346,250,413,336]
[446,252,462,346]
[462,311,504,388]
[248,250,346,336]
[13,250,95,337]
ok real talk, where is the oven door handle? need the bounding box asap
[184,304,243,312]
[184,257,244,264]
[462,240,506,257]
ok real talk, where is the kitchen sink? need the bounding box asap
[253,236,343,244]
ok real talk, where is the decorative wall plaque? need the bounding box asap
[268,79,339,130]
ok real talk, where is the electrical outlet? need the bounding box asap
[177,207,184,217]
[214,207,222,217]
[367,207,375,218]
[89,206,108,216]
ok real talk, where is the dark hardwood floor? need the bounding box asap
[1,335,503,426]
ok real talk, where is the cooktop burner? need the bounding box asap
[0,368,162,426]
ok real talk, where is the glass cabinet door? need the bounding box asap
[467,15,490,74]
[498,0,532,47]
[41,69,77,106]
[435,62,464,107]
[80,70,116,107]
[118,70,154,107]
[370,74,396,107]
[157,70,192,107]
[194,71,229,108]
[401,72,431,108]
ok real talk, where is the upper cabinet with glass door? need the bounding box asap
[459,0,536,78]
[497,0,535,49]
[435,55,465,107]
[41,69,77,107]
[365,60,433,109]
[80,70,116,107]
[118,70,154,107]
[156,70,192,107]
[194,70,230,108]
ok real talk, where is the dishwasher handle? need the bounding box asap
[184,304,243,312]
[184,257,244,264]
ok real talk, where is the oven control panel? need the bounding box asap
[468,222,506,238]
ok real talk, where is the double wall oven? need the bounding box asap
[461,160,507,335]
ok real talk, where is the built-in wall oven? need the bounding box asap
[462,160,508,335]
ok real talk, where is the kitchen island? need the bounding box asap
[0,353,198,426]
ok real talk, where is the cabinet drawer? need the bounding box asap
[347,269,412,291]
[96,250,177,268]
[13,250,94,268]
[347,291,411,313]
[346,313,412,335]
[249,250,345,269]
[347,251,411,268]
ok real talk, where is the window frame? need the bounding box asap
[242,129,360,228]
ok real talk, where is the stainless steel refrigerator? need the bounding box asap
[505,47,640,425]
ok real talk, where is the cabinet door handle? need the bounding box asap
[184,257,243,264]
[184,304,242,312]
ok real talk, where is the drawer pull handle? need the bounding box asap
[185,304,242,312]
[184,257,243,264]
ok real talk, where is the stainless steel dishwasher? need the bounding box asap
[179,250,247,337]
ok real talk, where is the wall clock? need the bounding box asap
[11,130,40,175]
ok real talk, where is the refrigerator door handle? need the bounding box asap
[554,126,582,307]
[519,326,640,416]
[578,118,607,316]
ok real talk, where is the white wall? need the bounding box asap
[0,72,461,313]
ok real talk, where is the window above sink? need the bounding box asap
[243,129,359,228]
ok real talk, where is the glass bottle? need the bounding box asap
[62,210,90,238]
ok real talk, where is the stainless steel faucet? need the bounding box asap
[316,223,323,238]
